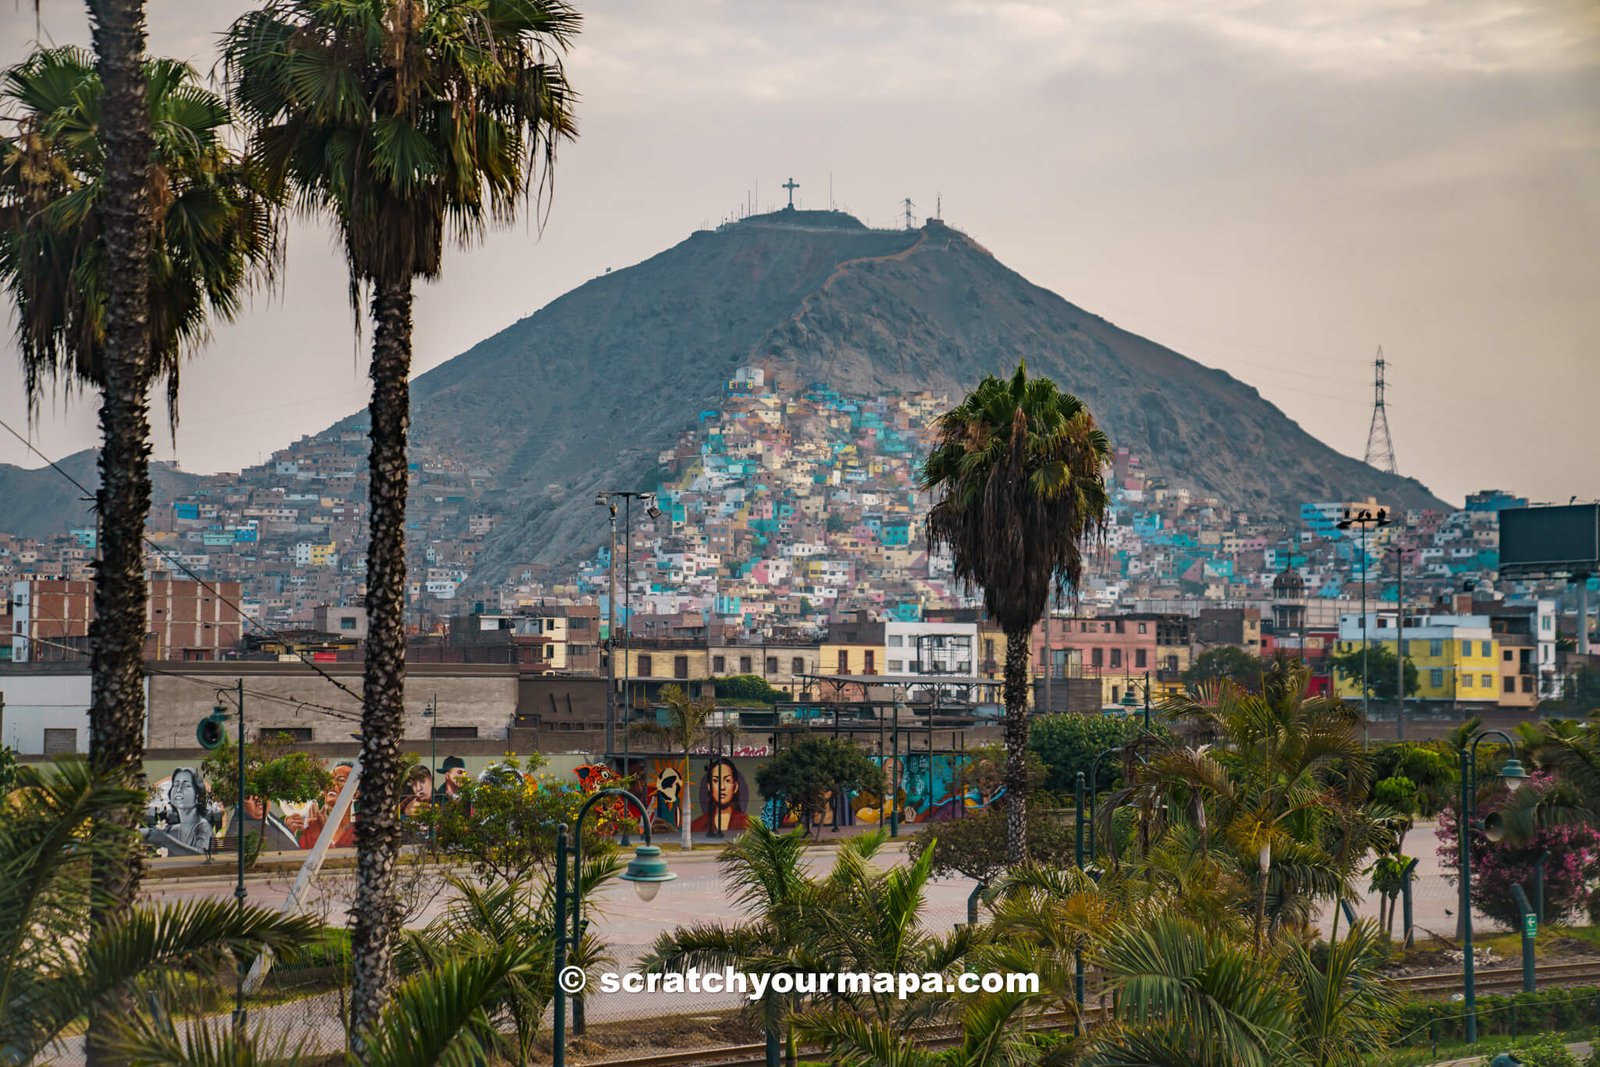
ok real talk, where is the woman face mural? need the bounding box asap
[693,758,749,834]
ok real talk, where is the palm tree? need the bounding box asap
[630,683,717,849]
[222,0,578,1038]
[1146,660,1374,951]
[0,760,317,1065]
[0,46,280,1059]
[922,361,1110,864]
[642,820,829,1067]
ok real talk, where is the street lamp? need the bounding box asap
[596,490,661,845]
[1337,507,1392,748]
[596,494,618,761]
[1073,771,1086,1028]
[421,694,438,859]
[1457,730,1528,1044]
[1117,671,1153,731]
[196,680,247,1037]
[554,786,674,1067]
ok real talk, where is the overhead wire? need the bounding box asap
[0,415,367,709]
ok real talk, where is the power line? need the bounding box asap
[15,635,366,726]
[0,416,367,709]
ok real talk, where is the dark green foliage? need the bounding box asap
[1370,741,1459,816]
[1028,713,1152,795]
[713,674,786,706]
[1183,646,1268,691]
[1545,664,1600,715]
[201,733,331,809]
[1329,642,1419,702]
[756,737,883,834]
[1390,986,1600,1047]
[906,808,1075,884]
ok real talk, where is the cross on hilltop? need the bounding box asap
[782,177,799,210]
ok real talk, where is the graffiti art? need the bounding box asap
[691,756,749,833]
[142,768,220,857]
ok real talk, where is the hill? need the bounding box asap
[390,209,1442,576]
[0,451,202,541]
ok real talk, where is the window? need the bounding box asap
[1138,622,1147,634]
[1503,650,1513,661]
[713,655,726,673]
[864,650,876,674]
[1430,640,1443,657]
[1110,648,1122,668]
[838,649,849,672]
[1522,677,1533,692]
[262,727,313,742]
[1102,622,1111,633]
[340,617,356,630]
[1430,669,1444,688]
[1135,649,1147,668]
[1481,641,1492,657]
[888,660,904,673]
[1091,648,1104,668]
[766,656,778,674]
[985,639,995,661]
[1461,641,1471,657]
[432,726,478,740]
[42,728,76,755]
[888,635,903,647]
[740,656,752,674]
[638,654,654,676]
[792,656,805,675]
[674,655,689,679]
[1482,673,1494,688]
[1504,677,1515,693]
[1462,674,1473,688]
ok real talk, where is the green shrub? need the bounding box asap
[1497,1031,1581,1067]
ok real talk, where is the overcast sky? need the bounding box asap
[2,0,1596,507]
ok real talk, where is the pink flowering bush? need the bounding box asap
[1436,772,1600,928]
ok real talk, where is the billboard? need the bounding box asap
[1498,504,1600,577]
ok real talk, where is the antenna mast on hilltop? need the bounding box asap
[902,197,916,230]
[1364,347,1397,474]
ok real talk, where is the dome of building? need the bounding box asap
[1272,567,1306,596]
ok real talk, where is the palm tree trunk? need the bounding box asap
[682,753,693,851]
[349,276,414,1049]
[1002,628,1031,866]
[85,1,155,1061]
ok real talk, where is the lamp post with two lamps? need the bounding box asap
[553,787,674,1067]
[1457,729,1528,1044]
[595,491,661,844]
[1117,671,1152,731]
[421,693,438,858]
[1337,507,1392,748]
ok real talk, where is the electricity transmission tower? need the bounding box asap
[1364,348,1397,474]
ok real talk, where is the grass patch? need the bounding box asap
[1366,1028,1592,1066]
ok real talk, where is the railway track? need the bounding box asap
[572,962,1600,1067]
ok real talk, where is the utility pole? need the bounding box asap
[1396,539,1406,742]
[1042,597,1053,714]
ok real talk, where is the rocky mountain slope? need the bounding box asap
[390,208,1443,575]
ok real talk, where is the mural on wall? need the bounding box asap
[298,761,357,848]
[692,756,750,833]
[142,768,221,857]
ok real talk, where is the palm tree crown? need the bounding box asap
[223,0,577,289]
[921,360,1110,635]
[0,46,277,421]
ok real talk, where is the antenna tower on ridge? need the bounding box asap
[1364,347,1397,474]
[902,197,916,230]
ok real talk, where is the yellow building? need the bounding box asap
[819,611,886,679]
[620,643,712,706]
[1334,612,1501,704]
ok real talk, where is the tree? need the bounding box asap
[1183,646,1268,691]
[1370,741,1458,818]
[922,362,1110,865]
[428,761,618,885]
[0,46,280,1059]
[1329,643,1418,703]
[907,810,1075,891]
[630,683,718,849]
[223,0,579,1039]
[202,732,332,856]
[755,736,883,836]
[0,760,316,1064]
[1028,714,1150,796]
[1436,773,1600,927]
[714,674,787,706]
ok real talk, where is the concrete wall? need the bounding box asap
[144,661,519,752]
[0,666,99,754]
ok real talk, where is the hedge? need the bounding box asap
[1392,985,1600,1048]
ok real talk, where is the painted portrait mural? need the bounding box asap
[142,768,222,857]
